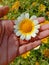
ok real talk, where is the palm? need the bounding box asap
[0,6,49,65]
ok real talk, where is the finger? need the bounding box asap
[31,29,49,42]
[38,30,49,39]
[19,40,41,55]
[37,17,45,23]
[2,20,14,36]
[19,30,49,55]
[20,29,49,45]
[19,39,29,45]
[40,24,49,31]
[0,21,2,35]
[0,20,14,46]
[0,6,9,18]
[0,21,5,46]
[0,34,8,65]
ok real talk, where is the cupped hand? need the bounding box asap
[0,6,49,65]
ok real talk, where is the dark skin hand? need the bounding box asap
[0,6,49,65]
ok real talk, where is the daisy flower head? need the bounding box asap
[14,13,40,40]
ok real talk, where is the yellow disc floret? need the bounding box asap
[19,19,34,33]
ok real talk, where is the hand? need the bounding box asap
[0,6,49,65]
[0,6,9,18]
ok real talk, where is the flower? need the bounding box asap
[41,38,48,43]
[43,49,49,58]
[35,61,39,65]
[11,1,20,10]
[39,4,46,12]
[14,13,40,40]
[21,51,30,59]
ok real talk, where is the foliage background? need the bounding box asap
[0,0,49,65]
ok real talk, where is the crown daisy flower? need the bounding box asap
[14,13,40,40]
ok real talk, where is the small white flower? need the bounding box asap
[14,13,40,40]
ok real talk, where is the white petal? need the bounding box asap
[20,35,25,40]
[14,25,18,29]
[32,28,39,34]
[14,20,19,25]
[26,35,31,40]
[16,31,21,36]
[15,13,25,24]
[30,15,37,20]
[25,13,29,18]
[21,13,25,18]
[14,29,18,33]
[33,20,39,25]
[17,13,25,23]
[35,25,40,29]
[31,33,36,37]
[35,30,39,33]
[17,16,23,22]
[34,28,39,33]
[34,45,40,50]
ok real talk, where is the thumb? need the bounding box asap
[0,6,9,18]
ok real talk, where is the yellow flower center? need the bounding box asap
[19,19,34,33]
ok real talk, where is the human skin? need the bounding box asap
[0,6,49,65]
